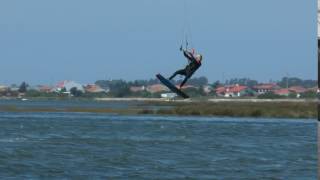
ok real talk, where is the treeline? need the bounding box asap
[219,77,317,88]
[94,77,209,98]
[95,76,209,88]
[277,77,317,88]
[1,77,317,99]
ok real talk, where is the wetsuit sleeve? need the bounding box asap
[183,50,191,59]
[183,50,197,64]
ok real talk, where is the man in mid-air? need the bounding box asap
[169,47,203,89]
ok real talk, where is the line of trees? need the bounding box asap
[1,77,317,99]
[220,77,317,88]
[95,76,209,88]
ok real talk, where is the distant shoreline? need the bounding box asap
[95,97,317,103]
[0,96,317,103]
[0,97,317,119]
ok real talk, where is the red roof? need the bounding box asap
[253,83,278,90]
[85,84,104,93]
[215,85,248,94]
[56,80,70,88]
[176,85,196,90]
[130,86,145,92]
[216,85,247,94]
[39,85,52,92]
[227,85,247,93]
[288,86,307,93]
[215,87,226,94]
[273,88,289,95]
[147,84,168,93]
[307,87,319,92]
[56,81,65,88]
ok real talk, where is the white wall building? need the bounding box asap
[55,80,84,92]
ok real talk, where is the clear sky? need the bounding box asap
[0,0,317,85]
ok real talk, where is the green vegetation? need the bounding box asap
[70,87,83,97]
[257,92,283,99]
[301,91,318,98]
[1,77,317,99]
[179,87,206,97]
[18,82,28,93]
[148,101,317,119]
[0,100,316,119]
[278,77,317,88]
[25,90,59,98]
[225,78,258,87]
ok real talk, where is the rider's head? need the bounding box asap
[196,54,202,62]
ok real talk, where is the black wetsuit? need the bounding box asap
[169,50,202,88]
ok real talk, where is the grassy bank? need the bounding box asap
[0,105,142,115]
[139,101,317,119]
[0,100,317,119]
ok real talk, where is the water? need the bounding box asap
[0,112,317,179]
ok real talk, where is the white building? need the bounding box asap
[161,93,177,99]
[55,80,84,92]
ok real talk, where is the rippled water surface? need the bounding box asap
[0,112,317,179]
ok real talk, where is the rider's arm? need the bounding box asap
[183,50,191,58]
[183,50,197,64]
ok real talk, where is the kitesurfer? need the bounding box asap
[169,47,202,89]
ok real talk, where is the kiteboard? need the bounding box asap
[156,74,189,99]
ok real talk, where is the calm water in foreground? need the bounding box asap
[0,112,317,179]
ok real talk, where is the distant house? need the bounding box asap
[0,85,9,92]
[288,86,307,94]
[288,86,307,98]
[273,88,290,96]
[306,86,319,93]
[225,85,249,97]
[55,80,84,92]
[146,84,168,93]
[273,86,308,97]
[38,85,53,93]
[10,87,19,92]
[253,83,279,94]
[130,86,145,92]
[161,93,177,99]
[85,84,107,93]
[29,85,53,93]
[179,85,197,90]
[215,84,252,97]
[203,85,213,94]
[215,86,226,97]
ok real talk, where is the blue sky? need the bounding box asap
[0,0,317,85]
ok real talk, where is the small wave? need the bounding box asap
[0,137,27,143]
[0,112,316,124]
[105,136,189,143]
